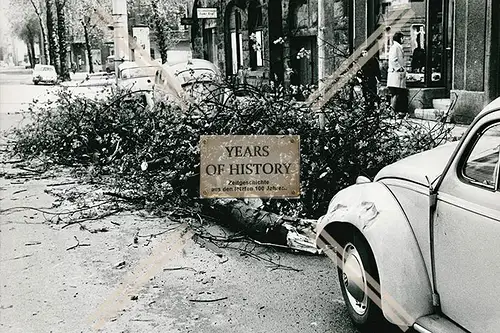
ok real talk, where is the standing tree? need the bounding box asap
[130,0,186,64]
[66,0,110,74]
[27,0,49,64]
[7,1,41,67]
[81,16,93,73]
[16,17,40,67]
[46,0,60,73]
[55,0,70,80]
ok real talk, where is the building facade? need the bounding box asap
[190,0,499,122]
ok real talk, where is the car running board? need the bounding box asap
[414,314,468,333]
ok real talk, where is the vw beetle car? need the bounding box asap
[117,61,159,93]
[316,97,500,332]
[32,64,58,85]
[153,59,226,106]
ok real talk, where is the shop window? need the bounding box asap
[376,0,445,87]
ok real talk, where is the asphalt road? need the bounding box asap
[0,71,370,333]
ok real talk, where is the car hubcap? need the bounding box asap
[342,243,368,315]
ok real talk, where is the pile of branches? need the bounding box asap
[10,80,453,220]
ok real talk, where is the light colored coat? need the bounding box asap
[387,41,406,89]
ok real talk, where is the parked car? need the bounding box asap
[78,72,116,87]
[316,97,500,332]
[32,64,58,85]
[153,58,225,106]
[117,61,159,93]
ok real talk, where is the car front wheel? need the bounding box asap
[338,233,383,330]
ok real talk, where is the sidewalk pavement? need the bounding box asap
[70,72,90,81]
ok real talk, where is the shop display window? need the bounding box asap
[376,0,445,87]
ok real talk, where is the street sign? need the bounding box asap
[197,7,218,19]
[200,135,300,198]
[181,17,193,25]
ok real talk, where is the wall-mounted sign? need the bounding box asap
[197,7,218,19]
[200,135,300,198]
[181,17,194,25]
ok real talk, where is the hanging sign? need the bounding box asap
[197,8,218,19]
[181,17,194,25]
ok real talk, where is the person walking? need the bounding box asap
[387,31,408,118]
[359,49,382,109]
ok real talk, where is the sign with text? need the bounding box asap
[200,135,300,198]
[197,7,218,19]
[180,17,194,25]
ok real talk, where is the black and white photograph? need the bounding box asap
[1,0,499,332]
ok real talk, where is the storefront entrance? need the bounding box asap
[375,0,452,92]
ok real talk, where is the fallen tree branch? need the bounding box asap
[206,199,318,254]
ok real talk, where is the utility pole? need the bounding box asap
[112,0,129,77]
[317,0,326,129]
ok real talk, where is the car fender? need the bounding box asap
[316,181,433,326]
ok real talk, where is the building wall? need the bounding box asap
[191,0,499,122]
[451,0,499,122]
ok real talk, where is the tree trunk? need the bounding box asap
[83,21,94,73]
[151,1,168,64]
[46,0,60,73]
[30,38,36,67]
[205,199,318,253]
[26,40,34,67]
[25,26,36,68]
[55,0,70,81]
[29,0,49,64]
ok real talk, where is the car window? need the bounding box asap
[462,123,500,189]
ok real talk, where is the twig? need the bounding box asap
[0,202,112,216]
[66,236,91,251]
[189,296,228,303]
[12,189,27,195]
[46,181,77,187]
[0,254,33,262]
[163,266,197,272]
[225,245,302,272]
[61,208,122,229]
[137,225,181,238]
